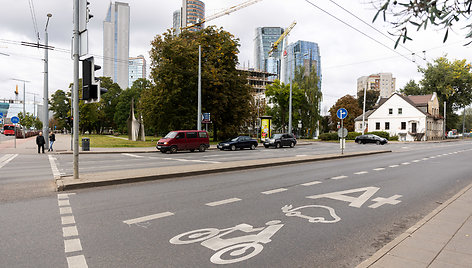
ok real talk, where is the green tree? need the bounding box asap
[49,89,71,130]
[357,90,380,112]
[399,79,425,95]
[141,26,252,140]
[96,77,122,133]
[373,0,472,46]
[329,95,362,132]
[114,78,152,134]
[293,66,322,137]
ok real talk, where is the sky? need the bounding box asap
[0,0,470,115]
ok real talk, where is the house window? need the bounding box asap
[401,122,406,130]
[376,122,380,130]
[398,108,402,114]
[389,108,393,115]
[385,122,390,130]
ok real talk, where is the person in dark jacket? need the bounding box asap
[36,132,45,154]
[48,132,56,152]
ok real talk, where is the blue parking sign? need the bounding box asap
[0,112,3,119]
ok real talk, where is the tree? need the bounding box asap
[49,89,71,130]
[357,90,380,111]
[17,112,42,130]
[399,79,425,95]
[141,26,252,140]
[293,65,322,137]
[372,0,472,46]
[329,95,362,132]
[96,77,122,134]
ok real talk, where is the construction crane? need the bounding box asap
[268,21,297,56]
[181,0,263,31]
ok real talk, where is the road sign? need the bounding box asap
[337,128,348,138]
[11,116,19,124]
[336,108,348,120]
[0,112,3,119]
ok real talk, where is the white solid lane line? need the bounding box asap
[354,171,368,175]
[0,154,18,169]
[48,155,61,178]
[300,181,322,186]
[206,198,242,207]
[122,153,144,158]
[123,212,175,225]
[330,175,348,180]
[261,188,288,195]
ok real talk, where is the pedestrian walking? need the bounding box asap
[36,132,45,154]
[48,132,56,152]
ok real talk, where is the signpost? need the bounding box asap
[11,116,19,148]
[0,112,3,127]
[336,108,348,154]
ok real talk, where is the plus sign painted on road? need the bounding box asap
[336,108,348,120]
[368,195,402,208]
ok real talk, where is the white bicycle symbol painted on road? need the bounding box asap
[169,220,284,264]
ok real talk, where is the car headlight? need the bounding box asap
[224,143,229,146]
[163,142,168,145]
[270,139,275,143]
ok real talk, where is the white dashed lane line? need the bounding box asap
[389,165,399,168]
[261,188,288,195]
[373,168,385,171]
[206,198,242,207]
[354,171,368,175]
[330,175,348,180]
[122,153,144,158]
[300,181,322,186]
[401,162,410,165]
[123,212,175,225]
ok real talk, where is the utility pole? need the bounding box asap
[362,85,367,134]
[73,0,80,179]
[197,45,202,130]
[443,101,447,139]
[43,13,52,150]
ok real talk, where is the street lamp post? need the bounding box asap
[361,84,367,135]
[43,13,52,150]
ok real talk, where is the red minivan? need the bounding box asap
[156,130,210,153]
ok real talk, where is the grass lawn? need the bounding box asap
[79,134,159,148]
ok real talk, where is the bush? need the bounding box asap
[319,132,338,141]
[389,135,399,141]
[366,131,390,139]
[347,132,362,140]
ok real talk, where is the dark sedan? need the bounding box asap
[355,134,388,145]
[217,136,258,151]
[263,133,297,148]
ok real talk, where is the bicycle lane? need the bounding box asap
[56,147,472,267]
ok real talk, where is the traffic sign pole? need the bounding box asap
[341,119,344,154]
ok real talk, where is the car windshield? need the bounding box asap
[271,134,283,139]
[231,137,240,142]
[164,131,178,139]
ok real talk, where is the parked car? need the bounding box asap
[156,130,210,153]
[355,134,388,145]
[263,133,297,148]
[217,136,258,151]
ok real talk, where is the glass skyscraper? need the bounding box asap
[128,55,146,88]
[282,40,322,89]
[174,0,205,34]
[103,2,130,90]
[254,27,284,76]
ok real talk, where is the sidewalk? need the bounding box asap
[358,182,472,268]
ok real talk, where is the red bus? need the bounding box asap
[3,124,16,136]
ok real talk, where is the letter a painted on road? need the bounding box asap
[306,187,379,208]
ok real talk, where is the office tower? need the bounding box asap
[103,1,130,90]
[175,0,205,33]
[128,55,146,88]
[254,27,284,76]
[282,40,322,88]
[357,73,396,98]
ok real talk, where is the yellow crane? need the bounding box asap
[268,21,297,56]
[181,0,263,31]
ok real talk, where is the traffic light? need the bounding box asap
[79,0,93,33]
[82,56,106,102]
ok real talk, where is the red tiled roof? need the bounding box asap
[408,94,433,105]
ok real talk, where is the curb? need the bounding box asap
[356,180,472,268]
[56,150,391,191]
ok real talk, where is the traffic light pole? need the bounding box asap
[73,0,80,179]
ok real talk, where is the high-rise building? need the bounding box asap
[357,73,396,98]
[281,40,322,88]
[103,1,130,90]
[174,0,205,33]
[128,55,146,88]
[254,27,284,76]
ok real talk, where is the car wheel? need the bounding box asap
[199,145,206,152]
[264,145,269,148]
[170,146,178,154]
[356,140,362,144]
[250,144,256,150]
[290,142,295,148]
[160,150,166,154]
[376,141,381,145]
[276,143,281,149]
[231,145,236,151]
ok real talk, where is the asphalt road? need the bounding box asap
[1,140,471,267]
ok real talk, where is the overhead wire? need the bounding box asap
[303,0,417,65]
[28,0,40,42]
